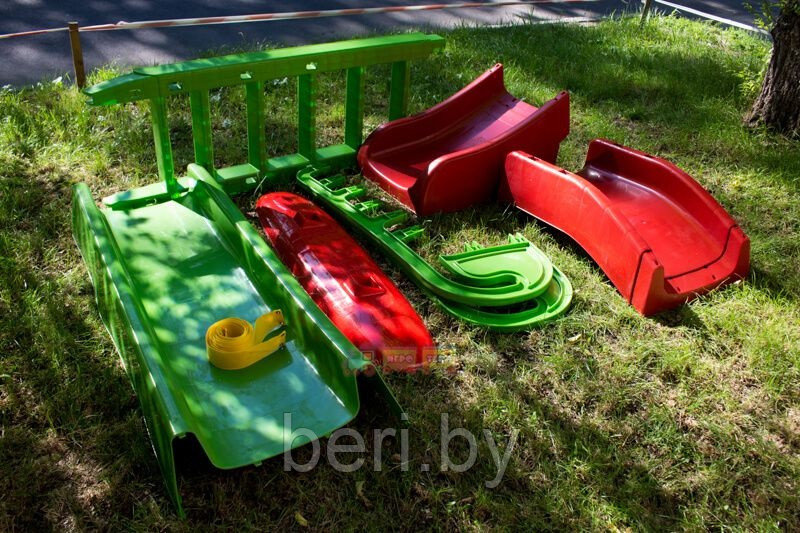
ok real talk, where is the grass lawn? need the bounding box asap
[2,14,799,530]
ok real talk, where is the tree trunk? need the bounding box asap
[745,3,800,135]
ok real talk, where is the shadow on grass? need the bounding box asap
[0,173,159,528]
[159,367,678,530]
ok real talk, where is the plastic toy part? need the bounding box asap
[358,64,570,216]
[72,165,404,517]
[206,311,287,370]
[83,33,444,208]
[299,171,560,308]
[297,167,572,331]
[503,140,750,315]
[432,274,572,331]
[440,235,554,296]
[256,192,435,372]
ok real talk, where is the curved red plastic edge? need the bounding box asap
[358,63,570,216]
[504,140,750,315]
[256,192,436,372]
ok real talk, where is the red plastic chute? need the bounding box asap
[358,63,569,216]
[503,140,750,315]
[256,192,435,371]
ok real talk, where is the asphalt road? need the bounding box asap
[0,1,759,86]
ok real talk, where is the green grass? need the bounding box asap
[2,15,799,530]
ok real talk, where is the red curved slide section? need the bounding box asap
[358,63,570,216]
[504,140,750,315]
[256,192,435,372]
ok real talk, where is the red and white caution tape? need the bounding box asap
[0,1,597,39]
[0,26,68,39]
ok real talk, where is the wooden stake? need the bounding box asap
[68,22,86,88]
[640,0,654,25]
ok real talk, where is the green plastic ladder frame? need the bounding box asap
[83,33,444,209]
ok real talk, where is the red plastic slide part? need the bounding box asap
[358,63,570,216]
[256,192,435,372]
[503,140,750,315]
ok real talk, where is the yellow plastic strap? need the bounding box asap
[206,310,287,370]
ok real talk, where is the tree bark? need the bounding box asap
[745,2,800,136]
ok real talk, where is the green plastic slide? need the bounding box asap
[73,167,403,516]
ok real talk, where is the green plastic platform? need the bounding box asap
[297,167,572,331]
[73,34,442,516]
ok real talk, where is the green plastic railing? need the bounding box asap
[83,33,444,208]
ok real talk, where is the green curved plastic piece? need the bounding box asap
[440,234,553,295]
[298,168,564,307]
[433,268,572,331]
[297,167,572,330]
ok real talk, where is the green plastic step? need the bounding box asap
[393,224,426,244]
